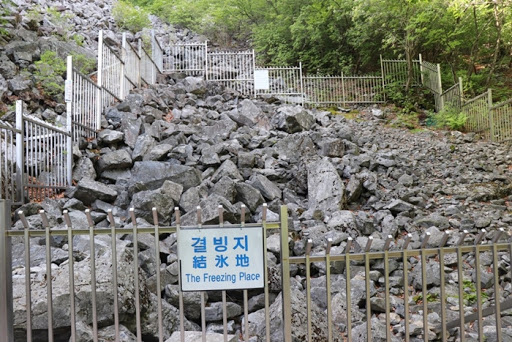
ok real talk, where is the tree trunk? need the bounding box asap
[485,1,503,87]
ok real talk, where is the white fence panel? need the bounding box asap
[68,57,100,140]
[21,103,72,202]
[151,30,164,73]
[255,65,303,105]
[207,50,255,96]
[164,42,207,75]
[0,120,22,205]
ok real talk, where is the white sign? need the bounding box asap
[178,226,264,291]
[254,69,270,90]
[64,79,72,103]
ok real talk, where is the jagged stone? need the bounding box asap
[98,129,124,145]
[250,174,281,201]
[98,149,133,171]
[305,158,346,219]
[73,178,118,205]
[129,161,202,193]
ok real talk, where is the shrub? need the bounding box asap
[34,50,66,97]
[113,1,151,33]
[70,53,96,75]
[429,105,467,131]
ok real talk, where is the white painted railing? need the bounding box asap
[0,101,72,204]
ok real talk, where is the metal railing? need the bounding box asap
[2,203,511,341]
[285,229,511,342]
[151,30,164,73]
[122,32,141,93]
[440,79,463,110]
[0,120,22,205]
[68,56,100,140]
[491,98,512,142]
[381,56,421,86]
[163,42,208,75]
[207,50,255,97]
[463,90,492,140]
[0,202,286,342]
[303,73,385,107]
[0,101,72,204]
[255,64,303,105]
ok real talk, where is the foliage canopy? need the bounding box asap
[126,0,511,98]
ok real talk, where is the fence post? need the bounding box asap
[437,63,444,111]
[419,54,424,86]
[280,205,292,342]
[341,72,346,106]
[15,101,24,204]
[458,77,464,105]
[380,55,386,102]
[96,30,104,130]
[299,61,304,107]
[0,199,13,342]
[138,39,143,86]
[120,33,127,100]
[204,41,209,80]
[65,57,73,186]
[488,88,495,142]
[252,49,257,98]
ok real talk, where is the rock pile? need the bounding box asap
[11,70,512,341]
[4,0,512,341]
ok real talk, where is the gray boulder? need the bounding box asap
[271,105,315,133]
[129,162,202,193]
[305,158,346,219]
[73,178,117,205]
[98,149,133,171]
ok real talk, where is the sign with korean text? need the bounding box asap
[178,226,265,291]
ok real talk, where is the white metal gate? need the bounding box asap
[207,50,255,97]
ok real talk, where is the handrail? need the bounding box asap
[462,91,488,107]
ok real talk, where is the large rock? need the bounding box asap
[180,194,238,225]
[273,132,316,163]
[130,180,182,225]
[73,178,118,205]
[98,149,133,171]
[183,76,207,95]
[305,158,346,219]
[235,182,265,212]
[271,105,315,133]
[250,174,282,201]
[245,286,342,342]
[13,237,151,339]
[129,161,202,193]
[7,75,32,95]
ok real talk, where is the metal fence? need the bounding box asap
[462,89,512,143]
[440,79,463,110]
[0,120,22,206]
[151,30,164,74]
[163,42,207,75]
[286,229,511,342]
[491,98,512,142]
[122,33,141,93]
[0,202,286,342]
[381,56,422,86]
[463,90,492,140]
[0,101,72,204]
[303,74,385,107]
[68,56,100,140]
[2,203,512,341]
[207,50,255,97]
[421,60,444,111]
[255,65,303,104]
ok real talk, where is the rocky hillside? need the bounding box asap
[11,72,512,341]
[4,1,512,341]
